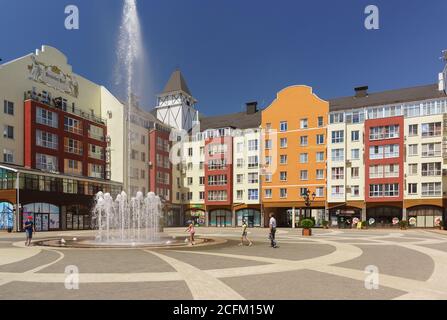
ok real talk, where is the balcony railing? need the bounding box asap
[25,91,106,125]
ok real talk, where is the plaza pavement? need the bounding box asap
[0,227,447,300]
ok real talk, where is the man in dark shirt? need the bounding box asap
[24,216,35,247]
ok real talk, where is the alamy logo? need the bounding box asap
[364,265,380,290]
[65,5,79,30]
[65,265,80,290]
[364,5,380,30]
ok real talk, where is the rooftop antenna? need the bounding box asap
[439,49,447,93]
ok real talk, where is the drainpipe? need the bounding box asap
[15,171,20,232]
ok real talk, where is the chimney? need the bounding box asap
[246,101,258,115]
[354,86,369,98]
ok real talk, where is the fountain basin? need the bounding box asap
[33,236,220,249]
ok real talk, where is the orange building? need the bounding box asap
[261,86,329,227]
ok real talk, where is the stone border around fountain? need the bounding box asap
[32,236,227,250]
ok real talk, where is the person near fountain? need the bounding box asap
[269,213,278,248]
[24,216,35,247]
[239,219,253,247]
[185,222,196,245]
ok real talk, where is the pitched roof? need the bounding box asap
[161,70,193,96]
[199,110,262,131]
[329,84,446,112]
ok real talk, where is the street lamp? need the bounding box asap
[300,189,316,222]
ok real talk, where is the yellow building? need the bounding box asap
[261,86,328,227]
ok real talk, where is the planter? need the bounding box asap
[302,228,312,236]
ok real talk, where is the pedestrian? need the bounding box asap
[239,219,253,247]
[185,222,196,245]
[24,215,35,247]
[269,213,278,248]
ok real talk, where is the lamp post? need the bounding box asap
[300,189,316,223]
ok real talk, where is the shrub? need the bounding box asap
[361,221,367,229]
[300,219,315,229]
[399,220,408,229]
[322,220,329,228]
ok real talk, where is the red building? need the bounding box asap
[204,135,234,227]
[365,116,405,225]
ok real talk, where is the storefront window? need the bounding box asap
[367,207,402,228]
[0,202,13,230]
[210,210,232,227]
[22,203,60,231]
[408,206,443,228]
[236,209,261,227]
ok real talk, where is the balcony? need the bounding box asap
[25,91,106,125]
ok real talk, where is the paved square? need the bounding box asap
[1,228,447,300]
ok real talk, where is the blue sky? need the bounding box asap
[1,0,446,116]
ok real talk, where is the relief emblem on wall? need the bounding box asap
[27,55,79,98]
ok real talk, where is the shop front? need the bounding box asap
[407,206,443,228]
[184,208,206,227]
[0,201,14,231]
[236,208,261,227]
[329,207,362,229]
[209,209,232,227]
[22,203,60,231]
[367,206,402,228]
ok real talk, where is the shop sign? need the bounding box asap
[368,218,375,226]
[392,217,400,225]
[408,217,417,226]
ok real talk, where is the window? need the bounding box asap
[141,134,146,145]
[187,177,193,186]
[89,125,104,141]
[265,140,272,150]
[188,148,193,157]
[318,116,324,127]
[316,152,325,162]
[236,174,244,184]
[89,144,104,160]
[422,182,442,197]
[300,153,308,163]
[3,125,13,139]
[369,125,399,140]
[280,171,287,181]
[199,192,205,200]
[280,138,288,148]
[300,170,308,180]
[408,183,418,195]
[280,188,287,198]
[331,167,344,180]
[351,131,360,142]
[236,190,244,201]
[300,136,308,146]
[199,176,205,185]
[187,192,193,201]
[236,142,244,153]
[280,155,288,164]
[36,107,58,128]
[316,169,324,180]
[208,175,227,186]
[369,146,384,160]
[247,156,259,169]
[248,140,258,151]
[351,149,360,160]
[64,138,83,155]
[422,143,442,158]
[264,156,272,166]
[208,159,227,170]
[64,159,82,175]
[331,186,344,198]
[421,122,442,138]
[331,149,344,162]
[384,164,399,178]
[3,149,13,163]
[36,153,58,172]
[265,123,272,132]
[421,163,442,177]
[408,164,418,176]
[408,124,418,137]
[3,100,14,115]
[384,144,399,158]
[208,190,228,201]
[248,189,259,200]
[280,121,288,132]
[351,186,360,197]
[300,119,308,129]
[330,113,344,124]
[316,134,324,145]
[237,158,244,168]
[36,130,58,149]
[369,184,399,197]
[351,167,359,179]
[64,117,83,135]
[264,173,272,182]
[331,131,344,144]
[141,152,146,162]
[408,144,418,157]
[265,189,272,199]
[248,173,259,184]
[369,165,383,179]
[316,187,324,197]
